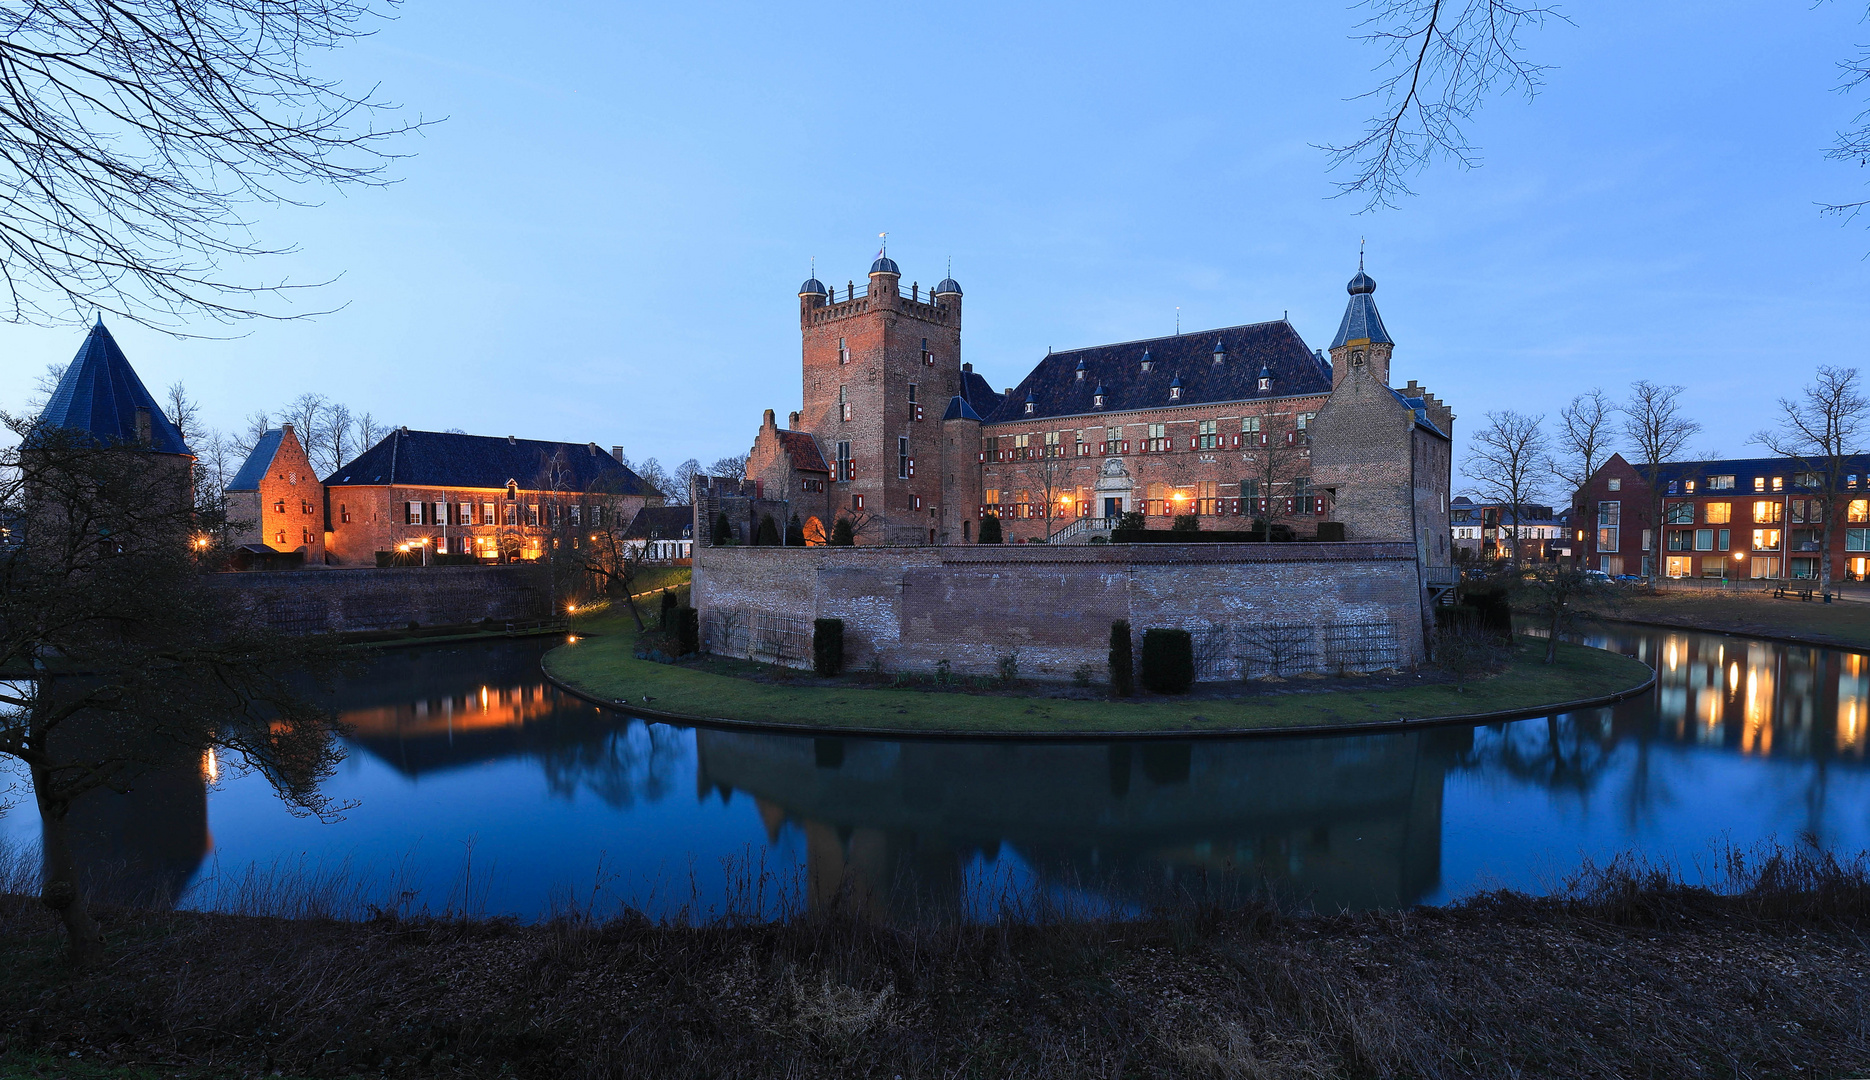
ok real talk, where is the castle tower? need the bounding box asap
[1328,257,1393,389]
[795,248,965,545]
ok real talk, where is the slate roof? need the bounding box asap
[225,429,286,492]
[958,365,1004,417]
[984,321,1331,424]
[326,429,661,497]
[942,395,983,421]
[776,429,829,473]
[1330,269,1392,349]
[1640,454,1870,493]
[1391,388,1449,439]
[38,321,192,455]
[623,505,694,540]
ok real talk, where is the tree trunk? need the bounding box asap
[31,768,103,969]
[1545,605,1561,665]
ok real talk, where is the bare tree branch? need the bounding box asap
[0,0,430,331]
[1461,408,1551,567]
[1750,365,1868,593]
[1323,0,1565,210]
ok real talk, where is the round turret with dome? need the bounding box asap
[1346,266,1377,296]
[933,276,962,297]
[798,276,827,298]
[870,255,900,277]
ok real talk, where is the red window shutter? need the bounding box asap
[907,457,915,477]
[978,451,985,462]
[1123,441,1130,453]
[915,405,924,421]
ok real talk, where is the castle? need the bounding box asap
[743,252,1455,566]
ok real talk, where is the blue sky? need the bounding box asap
[3,1,1866,488]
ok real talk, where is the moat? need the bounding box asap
[3,625,1866,919]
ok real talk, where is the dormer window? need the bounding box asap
[507,481,519,501]
[1169,385,1181,401]
[1212,339,1225,364]
[1140,350,1152,372]
[1257,375,1271,392]
[1093,385,1105,408]
[1024,400,1035,415]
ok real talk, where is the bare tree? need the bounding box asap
[163,382,202,445]
[26,363,68,414]
[1463,409,1551,566]
[281,393,328,447]
[318,401,355,475]
[709,453,749,483]
[634,457,673,499]
[1752,366,1868,594]
[673,458,702,504]
[1240,402,1311,538]
[354,412,387,454]
[1554,389,1616,491]
[194,430,241,508]
[1621,381,1702,578]
[0,0,425,329]
[1,415,345,966]
[235,411,272,456]
[1324,0,1564,210]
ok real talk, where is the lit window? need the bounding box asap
[1754,500,1783,524]
[1708,475,1733,490]
[1754,477,1766,492]
[1706,502,1731,524]
[1753,529,1782,550]
[482,502,496,525]
[1773,476,1785,491]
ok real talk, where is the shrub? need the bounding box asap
[830,518,855,546]
[1072,663,1094,688]
[785,513,805,546]
[659,589,677,630]
[1140,628,1195,694]
[712,512,732,546]
[1316,521,1346,542]
[1171,513,1199,533]
[812,618,844,677]
[1453,583,1515,644]
[676,607,699,656]
[977,515,1003,543]
[755,513,780,546]
[935,658,952,684]
[997,649,1020,685]
[1108,620,1135,697]
[1088,535,1109,544]
[1433,627,1511,690]
[1116,510,1146,533]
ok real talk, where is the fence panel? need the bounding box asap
[1322,621,1399,673]
[1236,622,1317,678]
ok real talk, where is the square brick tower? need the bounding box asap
[796,253,965,545]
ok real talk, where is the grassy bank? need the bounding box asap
[1610,588,1870,651]
[2,850,1867,1079]
[542,619,1651,735]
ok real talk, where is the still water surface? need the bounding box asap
[3,625,1867,918]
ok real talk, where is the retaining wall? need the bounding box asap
[207,564,552,634]
[693,543,1426,680]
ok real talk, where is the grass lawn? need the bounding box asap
[543,614,1651,735]
[1612,589,1870,651]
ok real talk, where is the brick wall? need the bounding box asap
[694,543,1426,680]
[226,424,327,560]
[207,564,551,634]
[325,485,651,566]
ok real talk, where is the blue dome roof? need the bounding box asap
[1347,269,1376,295]
[798,277,827,296]
[933,277,962,296]
[870,256,901,276]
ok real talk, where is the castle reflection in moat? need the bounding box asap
[696,729,1456,916]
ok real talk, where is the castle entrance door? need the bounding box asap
[1092,458,1134,521]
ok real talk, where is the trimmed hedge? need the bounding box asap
[1111,524,1296,543]
[1316,521,1347,542]
[1140,628,1195,694]
[977,515,1003,543]
[659,589,678,630]
[755,513,780,546]
[677,607,699,656]
[813,618,845,677]
[1108,620,1134,697]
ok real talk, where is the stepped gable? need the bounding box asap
[38,320,191,455]
[328,428,660,496]
[224,430,286,492]
[985,320,1330,424]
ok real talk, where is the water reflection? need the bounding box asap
[2,624,1864,919]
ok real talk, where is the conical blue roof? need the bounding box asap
[1330,266,1392,349]
[38,321,191,455]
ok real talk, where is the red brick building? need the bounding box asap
[745,253,1454,564]
[224,424,326,562]
[1573,452,1870,581]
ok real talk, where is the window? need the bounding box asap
[836,441,852,481]
[503,504,517,526]
[852,494,864,510]
[339,503,351,524]
[592,506,604,526]
[837,337,849,364]
[1773,476,1785,491]
[1709,475,1734,490]
[1695,529,1714,551]
[1014,433,1030,458]
[432,502,446,526]
[1608,478,1621,492]
[1706,502,1731,524]
[1044,431,1061,456]
[570,505,582,526]
[276,530,286,545]
[1790,498,1825,523]
[526,504,539,527]
[457,503,473,526]
[406,501,422,525]
[898,436,910,479]
[839,385,851,422]
[1197,419,1218,449]
[1241,417,1262,443]
[1146,423,1169,452]
[1597,501,1620,552]
[921,338,934,366]
[1256,372,1270,392]
[274,499,286,514]
[1754,476,1766,492]
[1665,503,1694,525]
[1169,384,1182,400]
[1851,499,1870,523]
[1754,500,1783,523]
[1297,411,1317,430]
[1685,480,1695,493]
[1795,471,1821,488]
[1024,399,1036,414]
[482,502,496,525]
[1753,529,1782,550]
[1847,528,1870,552]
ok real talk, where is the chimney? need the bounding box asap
[507,435,516,445]
[962,362,972,374]
[787,410,801,428]
[134,406,152,447]
[281,422,294,435]
[611,445,624,460]
[588,441,598,455]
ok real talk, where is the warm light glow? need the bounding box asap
[567,603,577,614]
[567,635,578,644]
[1728,661,1740,693]
[202,747,219,783]
[1735,550,1746,561]
[397,543,410,552]
[1666,641,1678,672]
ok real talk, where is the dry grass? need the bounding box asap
[1,845,1868,1078]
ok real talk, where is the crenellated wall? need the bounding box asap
[693,543,1426,681]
